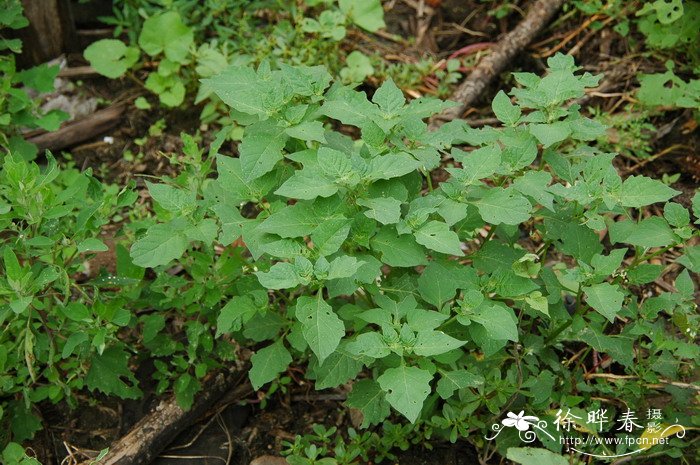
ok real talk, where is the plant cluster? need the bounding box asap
[1,2,699,463]
[0,0,68,160]
[124,54,699,460]
[85,0,386,117]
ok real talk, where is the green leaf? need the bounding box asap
[609,217,677,248]
[475,188,531,225]
[259,203,318,238]
[507,448,568,465]
[86,346,142,399]
[138,12,193,62]
[414,221,463,256]
[256,262,300,290]
[84,39,139,78]
[471,303,518,341]
[366,153,422,180]
[357,197,402,224]
[239,121,288,180]
[275,168,338,200]
[371,227,428,267]
[204,66,268,116]
[377,365,432,422]
[130,222,188,267]
[417,260,476,308]
[311,218,351,255]
[584,282,624,323]
[339,0,385,32]
[216,296,260,336]
[492,90,521,125]
[413,330,465,356]
[77,238,108,253]
[173,373,199,411]
[285,121,326,142]
[249,341,292,390]
[372,78,405,114]
[321,85,381,128]
[327,256,364,280]
[314,343,366,389]
[347,332,390,358]
[296,294,345,364]
[529,121,571,147]
[346,379,391,427]
[664,202,690,227]
[449,146,501,185]
[512,171,554,211]
[436,369,484,399]
[147,181,196,212]
[618,176,680,208]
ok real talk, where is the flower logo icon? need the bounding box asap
[502,411,540,431]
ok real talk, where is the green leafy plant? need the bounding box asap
[130,54,698,461]
[85,0,386,112]
[0,153,138,443]
[0,0,68,160]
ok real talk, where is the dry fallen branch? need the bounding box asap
[25,104,125,152]
[434,0,566,123]
[77,372,247,465]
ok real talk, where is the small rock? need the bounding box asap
[250,455,288,465]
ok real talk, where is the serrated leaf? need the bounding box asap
[475,188,531,225]
[372,78,405,114]
[366,153,421,180]
[259,203,318,238]
[216,296,260,336]
[492,90,521,125]
[327,255,364,280]
[417,260,477,308]
[130,223,188,267]
[204,66,268,116]
[346,379,391,427]
[618,176,680,208]
[436,369,484,399]
[377,365,432,422]
[321,85,381,128]
[314,343,366,389]
[249,341,292,390]
[357,197,402,224]
[371,227,428,267]
[413,221,463,256]
[239,121,288,180]
[296,294,345,364]
[450,146,501,185]
[285,120,326,142]
[663,202,690,227]
[512,171,554,211]
[86,346,142,399]
[471,303,518,341]
[255,262,300,289]
[609,217,677,248]
[584,282,624,323]
[413,330,465,356]
[147,181,196,212]
[275,168,338,200]
[311,218,351,256]
[530,121,571,147]
[347,332,390,358]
